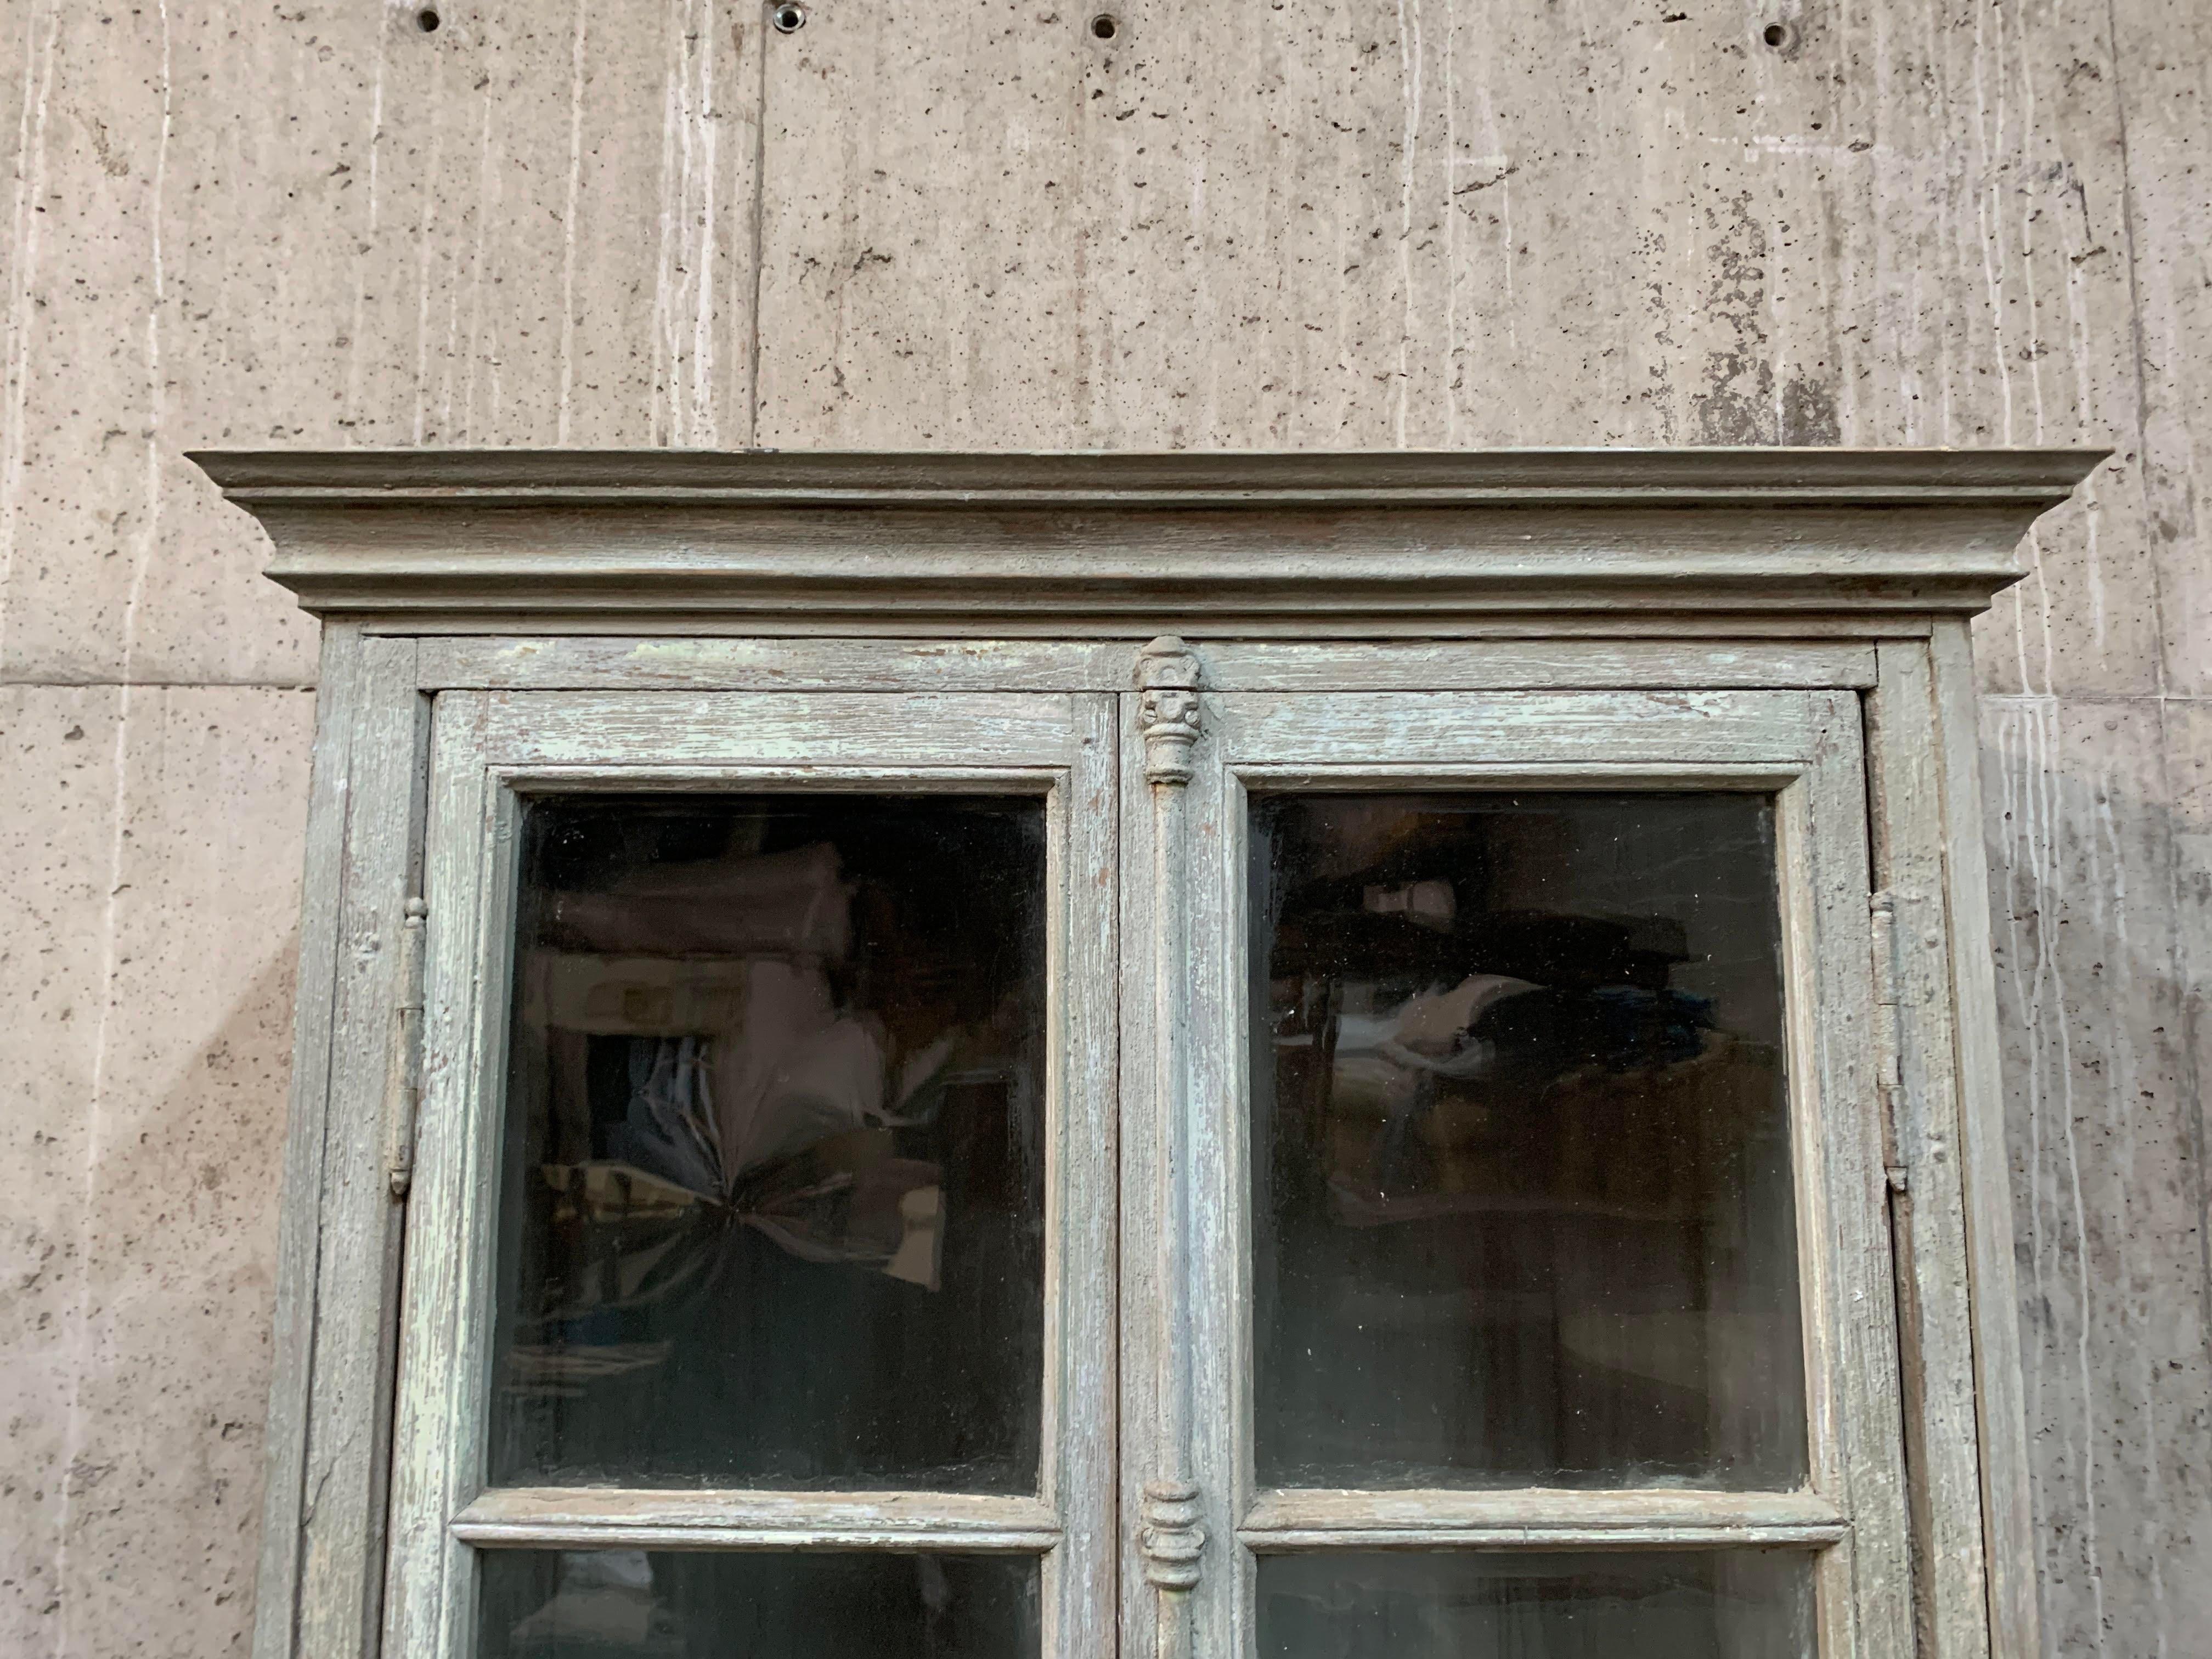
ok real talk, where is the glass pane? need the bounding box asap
[1250,793,1805,1488]
[1256,1550,1813,1658]
[489,794,1047,1491]
[479,1550,1039,1658]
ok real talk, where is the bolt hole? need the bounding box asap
[1090,13,1119,40]
[416,7,439,31]
[771,2,806,32]
[1761,20,1794,48]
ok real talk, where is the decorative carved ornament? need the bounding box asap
[1135,636,1202,785]
[1138,1478,1206,1659]
[1138,1477,1205,1589]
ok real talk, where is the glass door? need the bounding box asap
[1122,669,1908,1659]
[389,688,1117,1659]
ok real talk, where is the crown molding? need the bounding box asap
[189,447,2106,635]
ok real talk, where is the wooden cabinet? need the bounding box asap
[195,448,2101,1659]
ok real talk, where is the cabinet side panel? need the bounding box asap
[1867,640,1995,1659]
[291,637,429,1659]
[252,624,363,1659]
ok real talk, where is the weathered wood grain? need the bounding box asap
[292,636,427,1659]
[1049,695,1121,1659]
[1865,639,1996,1659]
[1200,641,1882,692]
[382,690,495,1659]
[419,636,1131,691]
[475,688,1081,766]
[247,627,361,1659]
[1241,1487,1848,1549]
[1782,693,1910,1659]
[1119,653,1241,1659]
[451,1489,1061,1552]
[415,636,1881,693]
[195,448,2090,634]
[1213,688,1834,768]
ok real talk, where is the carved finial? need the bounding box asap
[1135,636,1202,786]
[1138,1479,1205,1590]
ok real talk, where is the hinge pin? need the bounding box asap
[384,898,428,1201]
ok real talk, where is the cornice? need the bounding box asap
[189,447,2107,634]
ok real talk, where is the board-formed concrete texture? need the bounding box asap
[1,2,2203,1655]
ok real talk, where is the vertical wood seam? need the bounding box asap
[1132,637,1206,1659]
[252,623,364,1659]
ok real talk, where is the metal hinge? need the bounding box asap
[382,898,428,1201]
[1869,890,1909,1195]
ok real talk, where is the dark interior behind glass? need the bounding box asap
[479,1550,1039,1659]
[488,794,1048,1492]
[1249,792,1807,1490]
[1256,1549,1812,1658]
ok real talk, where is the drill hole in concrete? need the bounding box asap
[771,3,806,33]
[1090,14,1119,40]
[1762,20,1796,49]
[415,7,440,31]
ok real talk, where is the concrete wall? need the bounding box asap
[2,1,2203,1653]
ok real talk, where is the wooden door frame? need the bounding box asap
[382,688,1118,1659]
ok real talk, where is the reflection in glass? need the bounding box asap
[1256,1550,1812,1659]
[1250,793,1805,1488]
[490,795,1046,1491]
[479,1550,1039,1658]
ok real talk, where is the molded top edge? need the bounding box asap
[189,445,2109,505]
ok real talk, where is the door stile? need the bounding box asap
[386,689,506,1659]
[1780,694,1912,1659]
[1864,639,1996,1659]
[1046,693,1122,1659]
[256,622,362,1659]
[1119,641,1218,1659]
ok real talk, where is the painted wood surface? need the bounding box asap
[290,638,427,1659]
[1865,641,1996,1659]
[385,685,1119,1659]
[383,688,500,1659]
[1178,681,1911,1659]
[476,689,1085,765]
[248,625,362,1659]
[415,636,1881,693]
[1117,643,1210,1659]
[1781,692,1909,1659]
[194,448,2089,632]
[216,479,2059,1659]
[1211,687,1836,767]
[450,1489,1063,1553]
[1240,1487,1849,1549]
